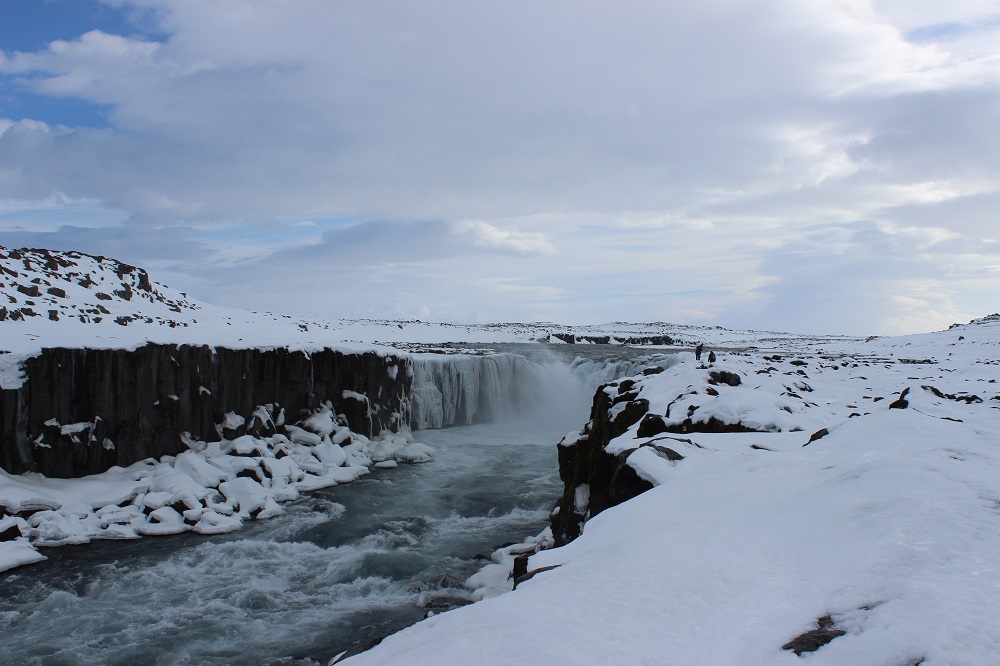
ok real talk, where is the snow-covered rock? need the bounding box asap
[0,402,435,573]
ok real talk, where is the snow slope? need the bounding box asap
[342,316,1000,665]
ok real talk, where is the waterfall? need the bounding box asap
[408,346,676,430]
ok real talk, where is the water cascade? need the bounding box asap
[409,345,668,430]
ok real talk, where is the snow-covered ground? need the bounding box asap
[341,316,1000,665]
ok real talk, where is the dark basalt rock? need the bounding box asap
[888,387,911,410]
[803,428,830,446]
[513,564,561,589]
[608,453,654,507]
[922,385,982,404]
[647,444,684,461]
[551,382,654,546]
[781,615,846,655]
[666,416,769,435]
[636,413,669,438]
[613,335,674,346]
[0,344,412,477]
[16,284,40,298]
[612,398,649,434]
[0,522,22,541]
[708,370,741,387]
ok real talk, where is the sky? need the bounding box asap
[1,0,998,336]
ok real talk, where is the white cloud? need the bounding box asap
[0,0,998,333]
[453,221,555,255]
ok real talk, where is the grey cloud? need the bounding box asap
[1,1,999,333]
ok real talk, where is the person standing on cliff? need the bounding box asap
[695,343,703,361]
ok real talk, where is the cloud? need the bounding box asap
[0,0,998,333]
[453,221,555,255]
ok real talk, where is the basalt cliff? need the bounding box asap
[0,345,410,477]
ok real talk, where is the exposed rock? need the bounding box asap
[781,615,846,655]
[636,413,669,438]
[0,522,22,541]
[803,428,830,446]
[889,387,911,410]
[646,444,684,461]
[608,453,655,506]
[666,416,769,435]
[513,564,561,589]
[0,345,412,477]
[922,385,982,404]
[708,370,741,387]
[552,382,653,545]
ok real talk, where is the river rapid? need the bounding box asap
[0,344,669,665]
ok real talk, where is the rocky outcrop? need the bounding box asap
[0,344,410,477]
[551,379,655,546]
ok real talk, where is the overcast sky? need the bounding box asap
[1,0,998,335]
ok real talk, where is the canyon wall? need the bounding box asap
[550,373,660,546]
[0,344,411,477]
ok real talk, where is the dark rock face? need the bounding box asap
[0,344,411,477]
[803,428,830,446]
[636,413,669,437]
[664,415,769,435]
[708,370,741,387]
[888,387,911,410]
[552,383,653,546]
[781,615,846,655]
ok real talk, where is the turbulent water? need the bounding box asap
[0,344,669,665]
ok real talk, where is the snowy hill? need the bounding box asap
[342,317,1000,665]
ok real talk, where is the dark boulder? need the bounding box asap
[781,615,846,655]
[608,454,654,507]
[803,428,830,446]
[0,522,22,541]
[636,413,669,438]
[888,387,911,410]
[708,370,741,387]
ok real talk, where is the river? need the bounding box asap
[0,344,670,665]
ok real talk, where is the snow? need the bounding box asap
[0,408,436,572]
[343,316,1000,665]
